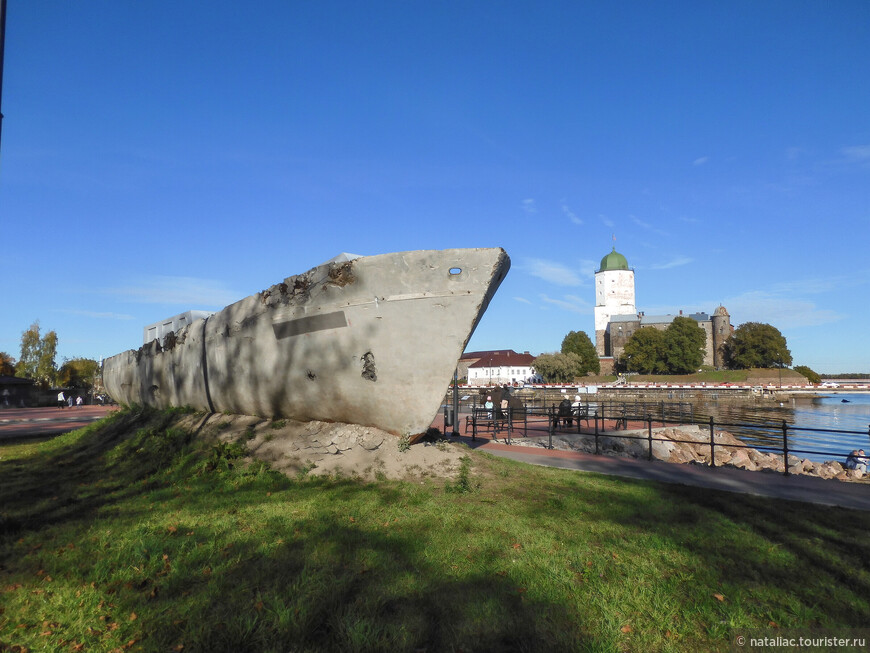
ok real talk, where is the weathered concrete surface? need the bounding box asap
[103,248,510,436]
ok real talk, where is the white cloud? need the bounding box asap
[521,198,537,215]
[513,296,533,305]
[769,278,838,295]
[578,259,598,278]
[693,156,709,166]
[56,309,135,320]
[630,214,668,236]
[649,256,693,270]
[539,294,592,314]
[675,274,864,331]
[561,202,582,225]
[523,259,583,287]
[631,215,652,229]
[841,144,870,162]
[721,291,842,328]
[107,276,241,307]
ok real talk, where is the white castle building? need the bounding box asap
[593,248,731,369]
[593,248,637,356]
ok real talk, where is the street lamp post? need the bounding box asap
[0,0,6,152]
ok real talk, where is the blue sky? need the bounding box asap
[1,1,868,374]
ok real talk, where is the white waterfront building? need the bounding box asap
[463,350,537,385]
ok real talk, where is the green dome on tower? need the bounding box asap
[598,247,629,272]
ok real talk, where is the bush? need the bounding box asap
[203,441,248,472]
[794,365,821,384]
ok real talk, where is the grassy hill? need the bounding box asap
[1,407,867,652]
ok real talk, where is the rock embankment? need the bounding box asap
[520,425,866,482]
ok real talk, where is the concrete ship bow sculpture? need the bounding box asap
[103,248,510,436]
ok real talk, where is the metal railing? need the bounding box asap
[446,400,870,477]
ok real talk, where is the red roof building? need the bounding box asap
[463,350,536,385]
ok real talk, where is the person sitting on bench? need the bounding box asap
[555,398,573,428]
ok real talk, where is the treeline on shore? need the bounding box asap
[819,373,870,379]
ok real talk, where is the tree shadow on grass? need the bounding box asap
[1,410,602,652]
[104,514,589,652]
[660,483,870,621]
[0,407,206,538]
[512,464,870,630]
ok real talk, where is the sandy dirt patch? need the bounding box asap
[178,413,467,481]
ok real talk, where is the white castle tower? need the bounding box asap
[594,247,636,356]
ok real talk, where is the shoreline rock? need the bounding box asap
[501,425,867,483]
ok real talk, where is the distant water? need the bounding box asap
[694,393,870,463]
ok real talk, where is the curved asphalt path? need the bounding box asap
[0,405,118,441]
[431,414,870,512]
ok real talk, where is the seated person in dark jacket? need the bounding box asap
[556,398,573,427]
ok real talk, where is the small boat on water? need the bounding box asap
[102,248,510,436]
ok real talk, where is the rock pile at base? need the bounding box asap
[516,425,866,482]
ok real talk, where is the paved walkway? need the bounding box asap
[0,405,118,441]
[431,414,870,512]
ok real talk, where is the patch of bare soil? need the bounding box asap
[176,413,467,481]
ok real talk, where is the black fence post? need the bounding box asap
[594,410,600,455]
[782,420,790,477]
[709,416,715,468]
[471,408,477,442]
[548,405,554,450]
[647,414,653,461]
[506,407,512,446]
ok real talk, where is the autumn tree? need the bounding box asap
[58,358,100,390]
[560,330,600,376]
[0,352,15,376]
[663,316,707,374]
[725,322,792,369]
[532,352,586,383]
[15,321,59,387]
[620,328,668,374]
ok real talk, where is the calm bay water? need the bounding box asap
[694,393,870,463]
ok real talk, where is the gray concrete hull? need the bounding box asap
[102,248,510,435]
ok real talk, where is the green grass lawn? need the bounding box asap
[1,407,868,652]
